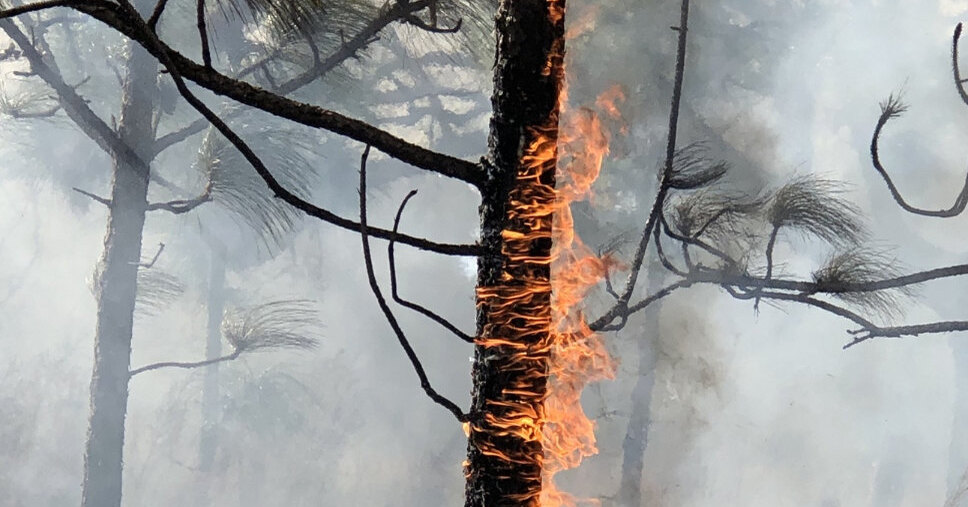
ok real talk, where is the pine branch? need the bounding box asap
[28,0,487,188]
[103,6,481,256]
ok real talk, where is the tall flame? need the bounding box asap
[541,83,625,506]
[469,1,625,504]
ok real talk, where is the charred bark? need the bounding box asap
[465,1,565,505]
[80,40,158,507]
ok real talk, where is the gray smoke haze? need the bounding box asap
[3,1,968,506]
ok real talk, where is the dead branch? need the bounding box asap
[128,349,241,377]
[953,23,968,105]
[137,242,165,268]
[870,92,968,217]
[388,190,475,343]
[611,0,691,308]
[71,186,111,206]
[358,145,468,422]
[195,0,210,67]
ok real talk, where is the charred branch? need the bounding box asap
[405,14,461,33]
[151,0,447,158]
[870,92,968,217]
[388,190,475,343]
[107,9,481,255]
[954,23,968,105]
[195,0,210,67]
[613,0,690,307]
[358,146,468,422]
[0,0,488,188]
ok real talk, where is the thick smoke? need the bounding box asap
[2,1,968,506]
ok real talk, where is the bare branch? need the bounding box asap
[953,23,967,105]
[754,224,780,312]
[0,0,81,20]
[845,320,968,348]
[137,242,165,268]
[71,186,110,206]
[388,190,474,343]
[870,92,968,217]
[196,0,210,67]
[614,0,691,306]
[589,278,694,332]
[129,349,241,377]
[146,0,167,28]
[358,146,468,422]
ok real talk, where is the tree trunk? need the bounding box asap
[616,268,662,507]
[199,242,226,475]
[464,1,565,506]
[80,40,158,507]
[947,343,968,498]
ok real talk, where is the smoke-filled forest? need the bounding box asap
[3,0,968,505]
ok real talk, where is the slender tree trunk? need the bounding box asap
[613,262,664,506]
[465,1,565,506]
[80,40,158,507]
[199,242,226,475]
[947,343,968,497]
[616,316,658,505]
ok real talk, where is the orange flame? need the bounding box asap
[540,82,626,507]
[468,2,627,505]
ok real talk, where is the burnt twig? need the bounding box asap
[358,146,468,422]
[870,92,968,217]
[388,190,475,343]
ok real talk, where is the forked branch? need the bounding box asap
[358,146,468,422]
[388,190,475,343]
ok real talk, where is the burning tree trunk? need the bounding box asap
[81,40,158,507]
[465,1,565,505]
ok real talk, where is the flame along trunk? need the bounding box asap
[464,0,566,505]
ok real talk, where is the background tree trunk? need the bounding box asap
[616,289,660,506]
[80,40,158,507]
[199,241,227,475]
[465,0,565,505]
[947,344,968,499]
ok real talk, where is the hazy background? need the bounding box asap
[2,0,968,505]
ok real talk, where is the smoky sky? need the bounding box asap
[3,1,968,506]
